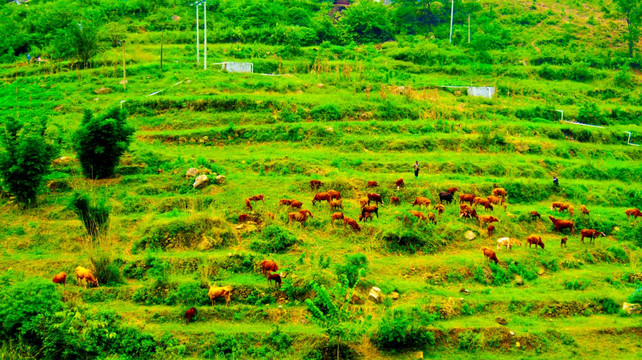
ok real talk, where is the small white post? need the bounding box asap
[556,109,564,121]
[204,1,207,70]
[449,0,454,43]
[196,5,199,67]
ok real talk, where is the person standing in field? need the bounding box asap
[413,161,420,178]
[553,176,559,186]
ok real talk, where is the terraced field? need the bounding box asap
[1,17,642,360]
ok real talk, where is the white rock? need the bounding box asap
[193,175,209,189]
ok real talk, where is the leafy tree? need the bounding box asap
[73,108,135,179]
[0,117,56,208]
[614,0,642,58]
[339,0,395,43]
[64,20,103,68]
[305,273,367,360]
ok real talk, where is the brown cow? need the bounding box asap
[359,198,369,208]
[530,211,541,220]
[569,206,575,216]
[344,217,361,231]
[552,202,570,213]
[487,225,495,238]
[328,190,342,200]
[492,188,507,197]
[208,286,232,306]
[390,196,400,205]
[579,205,590,216]
[312,192,331,205]
[53,272,67,286]
[478,215,499,228]
[434,203,445,215]
[526,235,545,249]
[625,208,642,221]
[359,212,374,222]
[560,237,568,248]
[460,208,478,219]
[290,200,303,209]
[238,214,249,223]
[310,180,323,191]
[260,260,278,277]
[395,178,405,189]
[446,187,459,194]
[482,247,499,264]
[412,196,431,208]
[288,210,313,225]
[409,210,427,220]
[331,212,344,225]
[329,200,343,211]
[245,199,253,211]
[580,229,606,244]
[549,216,575,235]
[279,199,292,206]
[361,205,379,219]
[267,273,282,288]
[487,196,505,206]
[185,307,197,324]
[426,212,437,224]
[460,203,471,212]
[459,193,476,205]
[473,197,494,211]
[367,193,383,206]
[366,181,378,188]
[248,194,265,205]
[75,266,98,288]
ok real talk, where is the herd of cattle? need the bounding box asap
[49,178,642,323]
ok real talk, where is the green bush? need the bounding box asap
[335,253,369,287]
[310,103,342,121]
[73,108,135,179]
[629,288,642,305]
[0,117,56,208]
[90,252,123,285]
[68,192,110,239]
[372,309,435,352]
[458,330,482,352]
[250,225,297,254]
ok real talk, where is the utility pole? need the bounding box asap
[204,1,207,70]
[160,30,164,71]
[122,41,126,90]
[449,0,454,43]
[468,14,471,43]
[196,4,199,67]
[192,1,207,69]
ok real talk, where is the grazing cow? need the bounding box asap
[366,181,378,188]
[185,307,197,324]
[288,210,313,225]
[248,194,265,205]
[290,200,303,209]
[260,260,278,277]
[438,192,454,204]
[459,193,476,205]
[496,237,513,250]
[328,190,342,200]
[492,188,507,197]
[75,267,98,288]
[344,217,361,231]
[279,199,292,206]
[409,210,427,220]
[329,200,343,211]
[482,247,499,264]
[359,198,369,208]
[359,212,374,222]
[331,212,344,225]
[473,197,494,211]
[390,196,400,205]
[549,216,575,235]
[569,206,575,216]
[361,205,379,219]
[552,202,570,213]
[460,208,478,219]
[580,229,606,244]
[434,204,445,215]
[579,205,590,216]
[238,214,249,223]
[487,225,495,238]
[426,212,437,224]
[487,196,505,206]
[367,193,383,206]
[460,203,472,212]
[478,215,499,228]
[625,208,642,221]
[446,187,459,195]
[560,237,568,248]
[530,211,541,220]
[267,273,282,288]
[395,178,405,189]
[412,196,431,208]
[245,199,253,211]
[526,235,545,249]
[310,180,323,191]
[208,286,232,306]
[312,192,331,205]
[52,272,67,286]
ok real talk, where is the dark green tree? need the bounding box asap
[65,20,103,68]
[0,117,56,208]
[339,0,395,43]
[73,108,135,179]
[614,0,642,58]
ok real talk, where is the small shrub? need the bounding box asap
[68,192,110,239]
[458,330,482,352]
[73,108,135,179]
[250,225,297,254]
[310,103,341,121]
[335,253,368,287]
[372,309,435,352]
[90,252,123,285]
[629,288,642,305]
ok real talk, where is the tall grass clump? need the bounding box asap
[68,192,110,239]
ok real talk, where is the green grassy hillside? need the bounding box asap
[0,0,641,359]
